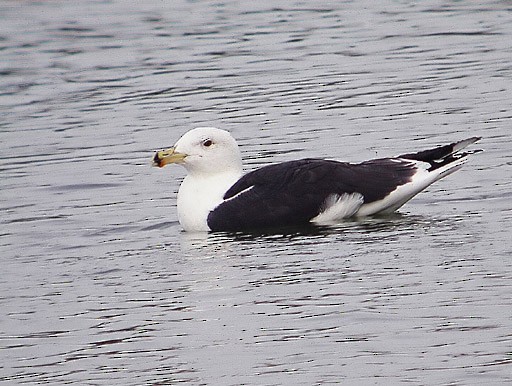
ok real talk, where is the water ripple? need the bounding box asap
[1,0,511,385]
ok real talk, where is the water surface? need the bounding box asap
[1,1,511,384]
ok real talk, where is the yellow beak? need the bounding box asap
[152,147,187,168]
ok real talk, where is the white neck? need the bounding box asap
[177,170,243,231]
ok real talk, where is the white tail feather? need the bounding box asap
[356,157,467,217]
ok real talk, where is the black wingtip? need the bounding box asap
[452,137,481,153]
[397,136,482,172]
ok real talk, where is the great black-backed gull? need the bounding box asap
[153,127,480,232]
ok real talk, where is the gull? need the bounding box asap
[153,127,480,232]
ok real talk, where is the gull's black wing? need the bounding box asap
[207,158,416,231]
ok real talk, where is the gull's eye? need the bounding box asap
[202,139,213,147]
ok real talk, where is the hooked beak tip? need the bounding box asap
[152,147,187,168]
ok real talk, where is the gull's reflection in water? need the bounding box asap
[176,212,465,259]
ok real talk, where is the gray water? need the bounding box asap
[1,1,511,385]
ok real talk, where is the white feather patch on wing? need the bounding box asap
[311,192,364,225]
[223,185,254,202]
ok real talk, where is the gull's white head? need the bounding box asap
[153,127,243,176]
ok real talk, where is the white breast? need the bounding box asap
[177,172,242,232]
